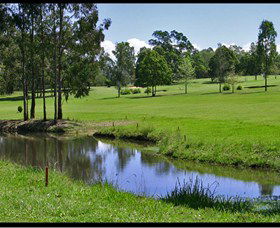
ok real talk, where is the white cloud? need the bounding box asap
[277,44,280,53]
[193,43,201,51]
[101,38,151,60]
[101,40,116,60]
[242,43,251,52]
[127,38,151,54]
[221,42,236,48]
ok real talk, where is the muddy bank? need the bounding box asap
[0,119,136,135]
[0,120,77,133]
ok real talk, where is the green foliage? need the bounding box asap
[17,106,23,113]
[209,46,238,92]
[236,85,242,90]
[112,42,136,97]
[148,30,194,81]
[135,48,172,96]
[223,84,230,91]
[131,88,141,94]
[120,88,131,95]
[257,20,277,76]
[144,87,151,95]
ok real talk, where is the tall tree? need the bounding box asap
[38,4,48,121]
[64,4,111,99]
[209,45,237,93]
[12,4,29,120]
[135,48,172,97]
[112,42,135,98]
[257,20,277,91]
[149,30,194,81]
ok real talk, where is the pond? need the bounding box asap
[0,133,280,199]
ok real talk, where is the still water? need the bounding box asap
[1,133,280,199]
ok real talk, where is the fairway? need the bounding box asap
[1,76,280,138]
[2,76,280,168]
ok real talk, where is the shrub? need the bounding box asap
[17,106,23,113]
[120,88,131,95]
[223,84,230,91]
[144,87,151,94]
[236,85,242,90]
[132,88,141,94]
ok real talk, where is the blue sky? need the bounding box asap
[97,4,280,57]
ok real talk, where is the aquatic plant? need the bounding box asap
[162,177,253,212]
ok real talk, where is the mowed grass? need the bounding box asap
[2,76,280,168]
[1,160,280,223]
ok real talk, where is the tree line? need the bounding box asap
[0,4,278,122]
[0,3,111,120]
[98,20,278,96]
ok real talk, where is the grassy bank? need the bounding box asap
[93,123,280,170]
[1,160,280,223]
[2,76,280,169]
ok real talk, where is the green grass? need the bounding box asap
[2,160,280,222]
[2,76,280,168]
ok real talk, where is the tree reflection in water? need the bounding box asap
[0,134,277,198]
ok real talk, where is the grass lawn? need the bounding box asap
[2,76,280,168]
[1,160,280,223]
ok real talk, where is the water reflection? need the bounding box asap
[0,133,280,199]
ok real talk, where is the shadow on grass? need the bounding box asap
[202,81,218,84]
[0,94,54,102]
[245,84,278,89]
[201,92,221,95]
[0,96,24,101]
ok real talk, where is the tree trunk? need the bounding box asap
[265,74,267,92]
[255,75,257,80]
[30,12,35,119]
[52,7,57,120]
[41,12,46,121]
[185,81,188,94]
[118,85,121,98]
[232,84,234,93]
[57,4,63,120]
[152,86,156,97]
[219,82,222,93]
[20,5,28,121]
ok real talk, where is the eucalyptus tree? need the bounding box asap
[38,4,49,121]
[209,45,237,93]
[112,42,135,98]
[256,20,277,91]
[64,4,111,100]
[11,3,29,120]
[25,4,41,119]
[149,30,194,81]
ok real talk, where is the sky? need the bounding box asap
[97,4,280,59]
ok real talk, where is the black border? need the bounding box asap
[1,0,280,226]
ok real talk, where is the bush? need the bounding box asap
[223,84,230,91]
[132,88,141,94]
[236,85,242,90]
[120,88,131,95]
[144,87,151,94]
[17,106,23,113]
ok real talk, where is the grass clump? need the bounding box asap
[162,177,253,213]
